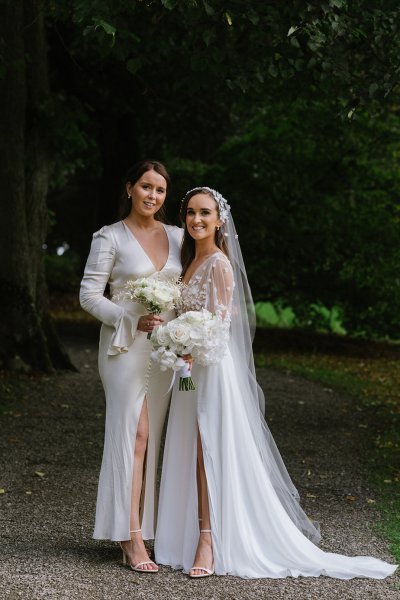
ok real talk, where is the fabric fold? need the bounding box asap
[107,309,141,355]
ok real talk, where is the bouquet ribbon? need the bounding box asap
[178,361,195,391]
[164,360,195,394]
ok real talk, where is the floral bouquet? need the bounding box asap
[117,276,183,338]
[150,309,230,390]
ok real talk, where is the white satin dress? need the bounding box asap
[155,252,397,579]
[80,221,182,542]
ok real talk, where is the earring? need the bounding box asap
[216,226,220,231]
[128,194,131,199]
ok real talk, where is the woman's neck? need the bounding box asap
[124,212,159,230]
[194,239,219,260]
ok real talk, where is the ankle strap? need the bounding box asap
[200,529,211,533]
[130,529,141,533]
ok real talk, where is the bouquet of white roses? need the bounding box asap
[150,309,230,390]
[117,276,183,338]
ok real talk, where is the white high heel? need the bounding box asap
[189,529,215,578]
[120,529,159,573]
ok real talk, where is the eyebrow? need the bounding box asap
[187,206,214,210]
[141,180,166,190]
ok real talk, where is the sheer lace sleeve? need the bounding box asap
[204,254,234,321]
[79,226,140,355]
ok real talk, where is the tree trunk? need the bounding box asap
[0,0,74,371]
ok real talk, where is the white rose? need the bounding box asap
[153,326,171,347]
[180,311,205,325]
[167,321,191,345]
[141,287,155,301]
[189,325,204,344]
[153,288,172,305]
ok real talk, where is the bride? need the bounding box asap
[154,186,397,579]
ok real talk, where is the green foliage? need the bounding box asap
[49,95,101,190]
[64,0,400,111]
[206,99,400,338]
[255,301,346,335]
[42,1,400,339]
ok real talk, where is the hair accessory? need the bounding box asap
[182,187,231,223]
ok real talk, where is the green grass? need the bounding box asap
[254,353,370,398]
[255,350,400,562]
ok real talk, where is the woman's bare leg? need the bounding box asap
[189,429,213,576]
[121,398,157,571]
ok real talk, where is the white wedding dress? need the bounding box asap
[155,251,397,579]
[80,221,182,542]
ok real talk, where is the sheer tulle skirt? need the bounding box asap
[155,350,397,579]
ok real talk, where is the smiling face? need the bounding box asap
[185,193,222,241]
[126,169,167,219]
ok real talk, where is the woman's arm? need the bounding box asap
[79,226,124,326]
[79,226,140,354]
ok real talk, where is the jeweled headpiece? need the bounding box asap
[182,186,231,223]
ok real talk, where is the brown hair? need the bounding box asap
[180,188,229,277]
[118,160,171,221]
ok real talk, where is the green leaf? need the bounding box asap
[203,1,215,16]
[288,25,299,37]
[247,10,259,25]
[92,18,116,47]
[93,18,116,37]
[255,70,264,83]
[369,82,379,98]
[160,0,178,9]
[225,12,233,26]
[268,63,278,77]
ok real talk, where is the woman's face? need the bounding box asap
[126,169,167,218]
[186,193,221,241]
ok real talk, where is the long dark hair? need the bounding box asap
[118,160,171,222]
[180,188,229,277]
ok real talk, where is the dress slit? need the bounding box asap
[130,393,149,531]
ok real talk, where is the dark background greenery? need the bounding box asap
[2,0,400,370]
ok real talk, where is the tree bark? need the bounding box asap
[0,0,74,371]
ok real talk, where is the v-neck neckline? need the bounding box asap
[182,251,223,285]
[122,220,171,273]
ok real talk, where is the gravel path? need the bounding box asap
[0,335,398,600]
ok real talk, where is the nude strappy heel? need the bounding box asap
[189,529,215,578]
[120,529,159,573]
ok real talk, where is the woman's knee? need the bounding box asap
[135,422,149,456]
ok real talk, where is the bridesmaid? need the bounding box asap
[80,160,182,573]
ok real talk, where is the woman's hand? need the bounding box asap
[137,314,164,334]
[182,353,193,370]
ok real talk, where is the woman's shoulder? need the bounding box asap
[164,224,184,241]
[92,221,122,242]
[210,251,231,268]
[203,252,233,277]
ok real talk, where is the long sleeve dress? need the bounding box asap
[80,221,182,542]
[155,251,397,579]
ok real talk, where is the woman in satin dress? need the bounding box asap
[155,187,397,580]
[80,160,182,572]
